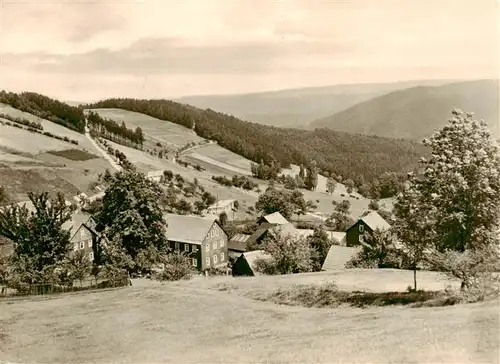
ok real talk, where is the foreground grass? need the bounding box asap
[0,271,498,363]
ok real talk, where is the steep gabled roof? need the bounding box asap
[259,211,289,225]
[242,250,272,274]
[358,211,391,231]
[322,245,362,271]
[62,211,95,238]
[164,213,219,245]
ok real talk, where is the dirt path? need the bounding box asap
[84,125,122,172]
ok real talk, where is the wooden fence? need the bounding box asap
[0,275,131,298]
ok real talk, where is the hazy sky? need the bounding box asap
[0,0,498,101]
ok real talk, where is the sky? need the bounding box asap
[0,0,498,101]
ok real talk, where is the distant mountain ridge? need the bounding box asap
[176,79,453,128]
[309,79,499,140]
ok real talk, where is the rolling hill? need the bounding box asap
[309,79,499,141]
[176,79,450,128]
[85,98,428,186]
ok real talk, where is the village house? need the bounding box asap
[231,250,271,277]
[245,222,299,248]
[63,210,107,263]
[257,211,289,226]
[206,199,236,217]
[345,210,391,247]
[146,170,163,183]
[164,213,228,271]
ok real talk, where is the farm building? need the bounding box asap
[63,210,107,263]
[228,233,250,259]
[245,222,299,248]
[206,199,236,216]
[146,170,163,182]
[345,210,391,247]
[232,250,271,277]
[322,245,363,271]
[257,211,289,225]
[164,214,228,271]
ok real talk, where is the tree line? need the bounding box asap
[0,91,85,133]
[84,98,428,197]
[87,111,144,147]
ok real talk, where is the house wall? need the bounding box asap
[200,222,228,271]
[70,225,95,261]
[167,240,201,270]
[345,220,373,247]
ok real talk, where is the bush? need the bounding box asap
[153,253,195,281]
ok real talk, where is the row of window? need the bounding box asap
[174,242,198,253]
[74,239,92,251]
[205,252,225,266]
[209,227,223,238]
[205,239,225,252]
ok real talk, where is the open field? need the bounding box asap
[0,103,95,150]
[90,108,204,148]
[186,143,253,173]
[1,270,498,363]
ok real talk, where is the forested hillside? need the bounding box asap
[85,98,428,186]
[0,91,85,133]
[309,79,499,140]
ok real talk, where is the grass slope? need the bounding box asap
[310,79,500,140]
[1,270,498,363]
[86,99,428,184]
[177,79,450,128]
[0,106,115,203]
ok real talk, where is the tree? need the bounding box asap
[299,164,305,179]
[346,229,403,270]
[218,211,228,227]
[95,169,167,272]
[67,250,92,287]
[344,179,355,194]
[307,227,333,271]
[0,186,7,205]
[393,109,500,290]
[326,178,336,195]
[378,172,402,198]
[255,187,294,219]
[256,232,313,275]
[284,175,298,190]
[368,199,380,211]
[305,161,318,191]
[335,200,351,215]
[0,192,73,285]
[409,110,500,253]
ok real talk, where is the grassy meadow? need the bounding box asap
[1,269,498,364]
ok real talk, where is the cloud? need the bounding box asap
[3,37,355,75]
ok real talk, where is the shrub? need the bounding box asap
[153,253,195,281]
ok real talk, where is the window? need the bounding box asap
[359,224,364,233]
[213,241,217,250]
[184,244,189,252]
[175,242,180,251]
[220,252,225,261]
[74,243,78,251]
[192,258,197,267]
[89,252,94,261]
[79,229,85,240]
[192,245,198,253]
[213,254,218,264]
[80,241,85,249]
[206,257,210,266]
[219,239,225,247]
[88,239,93,248]
[205,244,210,252]
[358,235,363,243]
